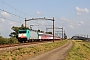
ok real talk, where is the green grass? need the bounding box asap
[66,40,90,60]
[0,40,68,60]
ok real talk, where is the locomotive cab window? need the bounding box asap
[19,31,26,33]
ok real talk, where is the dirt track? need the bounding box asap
[28,40,73,60]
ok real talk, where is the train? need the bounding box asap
[17,29,60,42]
[71,36,89,40]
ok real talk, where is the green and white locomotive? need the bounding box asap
[18,29,39,42]
[17,29,60,43]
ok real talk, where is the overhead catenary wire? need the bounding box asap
[0,2,50,29]
[0,0,30,16]
[0,0,52,28]
[0,0,53,31]
[25,18,51,27]
[28,21,48,30]
[0,8,25,19]
[0,16,22,23]
[0,8,50,30]
[27,20,52,29]
[0,16,52,32]
[25,18,54,33]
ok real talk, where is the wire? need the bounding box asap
[0,8,25,19]
[0,16,22,23]
[30,20,52,27]
[28,20,53,32]
[0,0,52,30]
[0,0,30,16]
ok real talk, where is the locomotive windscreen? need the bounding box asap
[19,31,26,33]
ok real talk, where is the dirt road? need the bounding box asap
[28,40,73,60]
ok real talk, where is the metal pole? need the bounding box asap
[30,25,32,30]
[87,35,88,38]
[25,17,55,42]
[25,18,26,28]
[46,28,47,32]
[62,27,63,40]
[53,17,54,42]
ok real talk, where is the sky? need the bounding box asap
[0,0,90,38]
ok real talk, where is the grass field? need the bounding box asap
[66,40,90,60]
[0,40,67,60]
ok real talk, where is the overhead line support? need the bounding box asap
[25,17,55,42]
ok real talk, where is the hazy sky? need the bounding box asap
[0,0,90,38]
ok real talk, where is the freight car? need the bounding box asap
[18,29,60,42]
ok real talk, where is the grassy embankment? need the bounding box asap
[0,40,67,60]
[66,40,90,60]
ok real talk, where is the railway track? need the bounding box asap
[0,40,59,48]
[0,42,40,48]
[0,41,54,52]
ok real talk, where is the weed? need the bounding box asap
[66,40,90,60]
[0,40,68,60]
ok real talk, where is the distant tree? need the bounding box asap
[41,31,44,33]
[37,29,44,33]
[38,29,40,32]
[46,32,52,34]
[20,24,29,29]
[9,24,29,38]
[9,26,19,37]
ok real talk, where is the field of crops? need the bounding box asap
[0,40,67,60]
[66,40,90,60]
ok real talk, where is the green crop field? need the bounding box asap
[0,40,67,60]
[66,40,90,60]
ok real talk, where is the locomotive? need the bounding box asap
[17,29,60,42]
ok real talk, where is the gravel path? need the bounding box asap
[28,40,73,60]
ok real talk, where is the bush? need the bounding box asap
[0,36,8,44]
[8,37,18,44]
[0,36,18,45]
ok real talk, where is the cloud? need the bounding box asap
[1,12,10,17]
[0,27,3,31]
[60,16,68,21]
[76,12,81,15]
[9,22,14,25]
[36,11,41,15]
[80,21,84,24]
[9,21,22,27]
[0,23,3,31]
[77,24,81,26]
[68,25,74,29]
[0,18,4,22]
[76,7,89,13]
[76,7,89,15]
[0,18,4,26]
[77,20,84,25]
[76,21,84,26]
[68,20,84,29]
